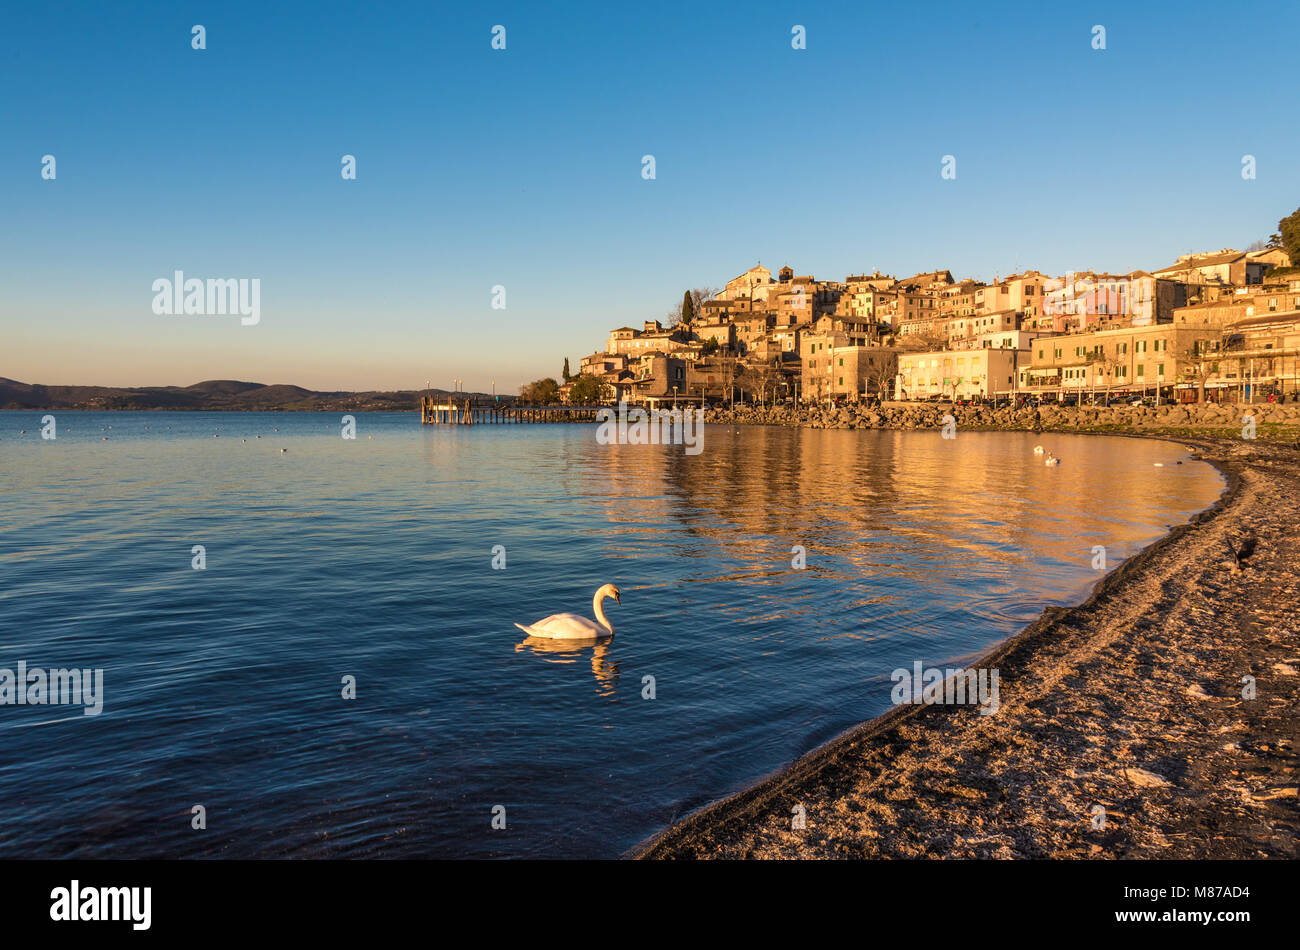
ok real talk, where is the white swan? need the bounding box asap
[1044,453,1061,466]
[1033,445,1044,455]
[515,584,621,639]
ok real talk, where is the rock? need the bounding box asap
[1122,768,1171,788]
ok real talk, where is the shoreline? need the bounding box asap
[635,432,1299,859]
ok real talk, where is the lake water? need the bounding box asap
[0,410,1224,857]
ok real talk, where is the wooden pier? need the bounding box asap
[420,396,602,425]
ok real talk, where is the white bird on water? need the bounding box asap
[1032,445,1044,455]
[515,584,621,639]
[1044,452,1061,466]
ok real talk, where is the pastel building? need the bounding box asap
[896,348,1020,400]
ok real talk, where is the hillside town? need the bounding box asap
[553,211,1300,409]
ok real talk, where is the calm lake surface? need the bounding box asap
[0,410,1224,858]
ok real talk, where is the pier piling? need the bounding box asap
[420,395,600,426]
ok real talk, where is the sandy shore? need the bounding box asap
[636,435,1299,859]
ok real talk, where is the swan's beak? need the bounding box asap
[614,590,622,604]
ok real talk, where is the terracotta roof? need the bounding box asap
[1228,309,1300,329]
[1154,251,1245,272]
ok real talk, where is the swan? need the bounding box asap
[1044,453,1061,466]
[515,584,621,639]
[1032,445,1044,455]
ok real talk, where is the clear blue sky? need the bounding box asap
[2,0,1296,392]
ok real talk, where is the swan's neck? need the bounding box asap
[592,591,614,634]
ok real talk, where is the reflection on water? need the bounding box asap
[515,636,621,698]
[0,412,1223,858]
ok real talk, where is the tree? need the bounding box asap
[742,359,784,406]
[697,354,741,405]
[1279,206,1300,265]
[1078,345,1120,403]
[567,374,608,405]
[1267,233,1283,250]
[666,286,719,327]
[681,291,696,326]
[519,378,560,404]
[690,286,719,317]
[1173,325,1233,404]
[864,355,899,401]
[562,358,571,382]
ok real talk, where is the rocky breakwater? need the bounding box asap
[705,400,1300,441]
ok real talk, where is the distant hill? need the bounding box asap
[0,378,482,412]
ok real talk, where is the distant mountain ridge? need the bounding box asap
[0,378,472,411]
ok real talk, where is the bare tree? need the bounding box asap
[1172,324,1233,404]
[666,286,722,328]
[716,353,741,405]
[865,357,899,401]
[737,358,784,407]
[691,286,720,318]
